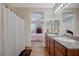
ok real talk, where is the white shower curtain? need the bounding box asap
[0,4,3,56]
[2,4,25,56]
[16,15,25,55]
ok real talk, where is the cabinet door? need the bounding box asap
[45,34,47,48]
[45,35,50,54]
[55,41,66,55]
[55,47,63,56]
[49,42,54,56]
[49,38,55,56]
[67,49,79,56]
[47,36,50,54]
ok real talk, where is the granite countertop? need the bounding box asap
[47,34,79,49]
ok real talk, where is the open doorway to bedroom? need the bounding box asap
[31,12,45,47]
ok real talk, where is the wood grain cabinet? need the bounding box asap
[49,37,55,56]
[45,34,47,48]
[45,34,79,56]
[45,34,50,54]
[55,41,79,56]
[55,47,63,56]
[66,49,79,56]
[55,41,66,56]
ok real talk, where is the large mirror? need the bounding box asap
[54,3,79,36]
[62,3,79,36]
[63,12,74,34]
[46,19,60,35]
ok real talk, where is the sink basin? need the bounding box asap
[48,34,58,37]
[54,37,76,42]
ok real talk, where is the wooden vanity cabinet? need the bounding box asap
[55,41,79,56]
[45,34,48,48]
[49,37,55,56]
[55,47,64,56]
[45,34,50,54]
[45,34,79,56]
[66,49,79,56]
[55,41,66,56]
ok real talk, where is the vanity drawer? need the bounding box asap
[55,41,66,55]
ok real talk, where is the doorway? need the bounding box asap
[31,12,44,47]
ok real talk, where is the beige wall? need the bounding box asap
[13,8,53,47]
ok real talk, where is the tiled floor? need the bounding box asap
[30,42,48,56]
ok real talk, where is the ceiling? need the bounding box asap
[9,3,56,8]
[67,3,79,8]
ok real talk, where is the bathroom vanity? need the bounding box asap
[45,34,79,56]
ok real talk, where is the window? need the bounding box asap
[31,23,36,32]
[31,12,44,34]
